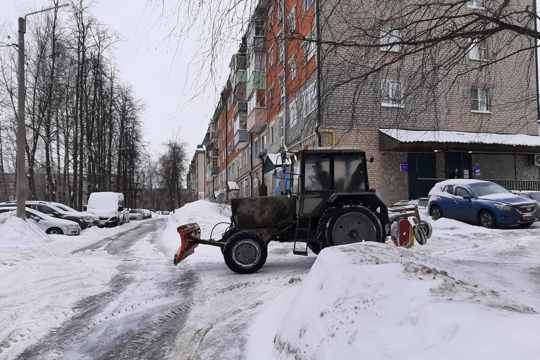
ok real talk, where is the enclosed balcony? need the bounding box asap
[246,71,266,96]
[234,113,248,148]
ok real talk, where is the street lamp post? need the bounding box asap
[16,3,69,219]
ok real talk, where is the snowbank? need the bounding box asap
[158,200,231,262]
[271,242,540,360]
[0,214,119,358]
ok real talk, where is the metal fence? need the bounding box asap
[418,178,540,192]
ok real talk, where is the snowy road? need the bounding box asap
[15,218,198,360]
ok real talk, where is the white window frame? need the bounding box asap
[468,38,489,61]
[288,9,296,33]
[381,79,403,108]
[289,98,298,127]
[380,28,401,52]
[467,0,484,9]
[279,75,286,106]
[303,81,317,118]
[304,0,315,11]
[471,87,491,113]
[289,56,297,80]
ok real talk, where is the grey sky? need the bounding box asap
[1,0,235,160]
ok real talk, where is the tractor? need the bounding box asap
[174,149,431,274]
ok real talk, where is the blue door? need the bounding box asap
[453,186,475,222]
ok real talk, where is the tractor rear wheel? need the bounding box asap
[326,206,384,246]
[223,232,267,274]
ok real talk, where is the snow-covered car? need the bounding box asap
[428,179,537,228]
[0,206,81,235]
[49,201,98,228]
[87,192,130,227]
[141,209,152,219]
[0,200,90,230]
[129,209,144,220]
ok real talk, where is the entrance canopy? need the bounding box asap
[379,128,540,153]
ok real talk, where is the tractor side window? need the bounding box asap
[334,155,367,192]
[305,157,331,191]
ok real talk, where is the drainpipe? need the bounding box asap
[315,0,322,147]
[534,0,540,124]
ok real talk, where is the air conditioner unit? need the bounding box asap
[534,154,540,167]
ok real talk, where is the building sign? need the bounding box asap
[400,162,409,173]
[473,164,481,177]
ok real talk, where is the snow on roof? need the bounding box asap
[380,128,540,147]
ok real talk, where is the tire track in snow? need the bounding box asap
[16,218,196,360]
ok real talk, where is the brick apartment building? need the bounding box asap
[187,0,540,204]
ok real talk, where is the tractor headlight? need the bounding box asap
[494,203,512,211]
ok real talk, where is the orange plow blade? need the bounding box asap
[173,223,201,265]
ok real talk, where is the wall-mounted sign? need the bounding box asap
[473,164,481,177]
[400,162,409,173]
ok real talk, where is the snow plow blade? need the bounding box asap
[173,223,201,265]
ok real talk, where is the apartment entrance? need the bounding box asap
[407,153,437,199]
[446,152,472,179]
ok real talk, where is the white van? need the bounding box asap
[87,192,130,227]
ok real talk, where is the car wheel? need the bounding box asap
[429,205,443,220]
[478,210,496,228]
[47,227,64,235]
[223,232,267,274]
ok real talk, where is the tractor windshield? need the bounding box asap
[334,155,368,192]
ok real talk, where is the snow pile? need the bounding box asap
[271,242,540,360]
[158,200,231,261]
[0,214,119,358]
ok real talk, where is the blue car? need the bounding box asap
[428,179,538,228]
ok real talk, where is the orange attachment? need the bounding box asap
[173,223,201,265]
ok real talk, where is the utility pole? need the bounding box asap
[16,17,26,218]
[15,3,69,219]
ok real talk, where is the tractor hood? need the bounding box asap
[477,193,534,206]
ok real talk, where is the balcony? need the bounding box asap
[251,35,265,51]
[246,71,266,95]
[235,101,248,115]
[234,129,248,147]
[230,53,247,71]
[247,107,267,134]
[232,69,247,89]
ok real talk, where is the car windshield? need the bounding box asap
[469,182,509,197]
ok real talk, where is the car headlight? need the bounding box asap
[494,203,512,211]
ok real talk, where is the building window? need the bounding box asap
[288,9,296,33]
[381,79,403,107]
[467,0,484,9]
[289,98,298,127]
[269,46,275,67]
[270,125,275,145]
[471,87,491,112]
[289,56,297,80]
[279,38,285,64]
[302,38,315,63]
[303,81,317,118]
[278,0,284,23]
[303,0,315,11]
[268,86,274,108]
[380,28,401,52]
[279,75,286,106]
[468,38,489,61]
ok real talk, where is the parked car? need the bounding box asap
[141,209,152,219]
[87,192,130,227]
[0,200,90,229]
[49,201,98,227]
[428,179,538,228]
[0,206,81,235]
[129,209,144,220]
[512,191,540,221]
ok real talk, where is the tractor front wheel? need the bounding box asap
[223,232,267,274]
[326,206,384,246]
